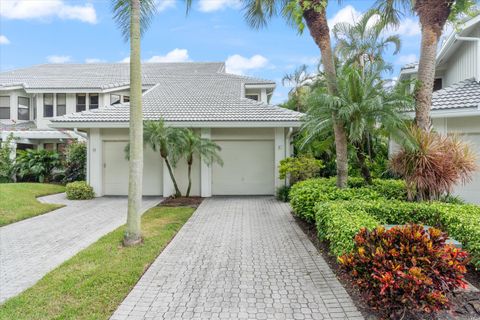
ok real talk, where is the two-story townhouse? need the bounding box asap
[399,15,480,203]
[1,62,301,197]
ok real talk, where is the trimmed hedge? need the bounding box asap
[315,201,379,256]
[289,178,406,223]
[66,181,95,200]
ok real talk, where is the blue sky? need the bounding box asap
[0,0,423,103]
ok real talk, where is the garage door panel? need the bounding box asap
[103,141,162,196]
[212,140,274,195]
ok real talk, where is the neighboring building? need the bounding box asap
[399,15,480,204]
[1,62,302,197]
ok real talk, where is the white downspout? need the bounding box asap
[455,35,480,82]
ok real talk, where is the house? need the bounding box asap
[0,62,302,196]
[399,15,480,204]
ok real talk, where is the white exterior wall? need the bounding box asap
[0,89,33,123]
[444,27,480,86]
[432,116,480,204]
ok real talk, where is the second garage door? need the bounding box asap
[212,140,274,195]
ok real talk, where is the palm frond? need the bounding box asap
[112,0,157,41]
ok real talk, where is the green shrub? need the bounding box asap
[66,181,95,200]
[340,224,469,316]
[14,149,61,183]
[0,134,15,183]
[63,142,87,183]
[276,185,291,202]
[315,201,379,255]
[370,178,407,200]
[279,156,323,185]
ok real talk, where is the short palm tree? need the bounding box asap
[282,64,315,112]
[333,10,401,68]
[301,62,413,184]
[174,130,223,197]
[112,0,157,246]
[143,120,186,198]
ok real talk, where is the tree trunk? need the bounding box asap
[124,0,143,247]
[186,162,192,197]
[355,144,372,185]
[164,157,182,198]
[302,3,348,188]
[414,0,451,131]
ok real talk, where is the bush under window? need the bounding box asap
[66,181,95,200]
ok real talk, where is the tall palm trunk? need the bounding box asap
[302,3,348,188]
[124,0,143,246]
[186,157,193,197]
[414,1,451,131]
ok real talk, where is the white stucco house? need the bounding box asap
[399,15,480,203]
[0,62,301,197]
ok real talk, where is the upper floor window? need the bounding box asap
[18,97,30,120]
[246,94,259,101]
[123,96,130,103]
[0,96,10,119]
[110,94,121,105]
[433,78,442,91]
[56,93,66,116]
[89,93,99,109]
[43,93,54,118]
[76,94,86,112]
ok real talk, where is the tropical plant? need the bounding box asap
[339,224,469,317]
[143,120,186,198]
[301,62,412,184]
[390,126,477,201]
[112,0,157,246]
[66,181,95,200]
[0,134,15,182]
[278,155,323,185]
[281,64,315,112]
[236,0,349,188]
[15,149,61,183]
[333,9,401,68]
[373,0,477,131]
[63,142,87,183]
[173,129,223,197]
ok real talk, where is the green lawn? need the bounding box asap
[0,206,195,320]
[0,183,66,226]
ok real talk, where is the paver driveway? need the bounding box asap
[0,193,161,303]
[111,197,363,320]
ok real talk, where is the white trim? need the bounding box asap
[50,120,302,129]
[142,83,161,96]
[430,108,480,118]
[244,83,276,89]
[0,85,24,91]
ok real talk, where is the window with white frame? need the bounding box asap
[110,94,121,105]
[245,94,259,101]
[89,93,99,109]
[76,93,86,112]
[123,95,130,103]
[18,97,30,120]
[43,93,54,118]
[56,93,66,116]
[0,96,10,119]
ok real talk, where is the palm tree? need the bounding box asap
[174,130,223,197]
[301,62,413,184]
[373,0,476,131]
[282,64,314,112]
[112,0,156,246]
[238,0,349,188]
[333,10,401,69]
[143,120,185,198]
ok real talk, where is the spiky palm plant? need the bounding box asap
[282,64,315,112]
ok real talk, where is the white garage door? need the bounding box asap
[212,140,274,195]
[454,133,480,204]
[103,141,163,196]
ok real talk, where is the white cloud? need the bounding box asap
[225,54,269,75]
[0,0,97,24]
[85,58,106,64]
[146,48,190,63]
[328,5,362,28]
[119,57,130,63]
[157,0,175,12]
[198,0,241,12]
[47,55,71,63]
[397,54,417,65]
[0,35,10,45]
[390,18,421,37]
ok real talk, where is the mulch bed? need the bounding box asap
[159,196,204,208]
[292,213,480,320]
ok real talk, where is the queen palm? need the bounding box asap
[144,120,186,198]
[333,10,401,68]
[174,130,223,197]
[282,64,315,112]
[236,0,349,188]
[373,0,476,131]
[301,62,413,184]
[112,0,157,246]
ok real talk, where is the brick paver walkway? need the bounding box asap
[111,197,363,320]
[0,194,161,303]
